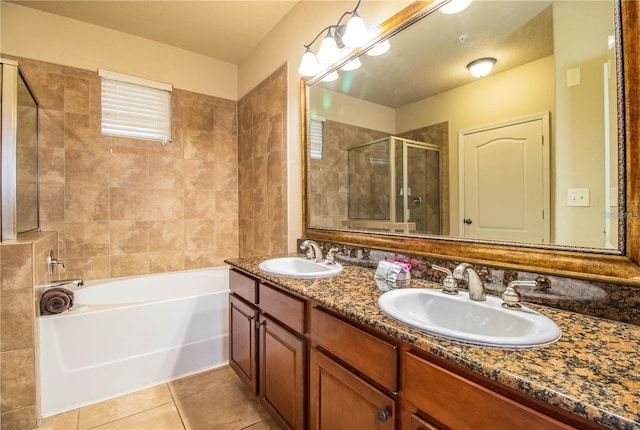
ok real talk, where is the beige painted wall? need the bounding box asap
[309,87,396,134]
[0,2,237,100]
[397,56,555,237]
[552,1,614,248]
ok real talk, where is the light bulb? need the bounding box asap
[341,58,361,71]
[366,39,390,56]
[316,30,340,65]
[466,57,496,78]
[298,47,320,77]
[342,11,369,48]
[440,0,472,14]
[322,71,339,82]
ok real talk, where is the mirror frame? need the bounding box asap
[301,0,640,286]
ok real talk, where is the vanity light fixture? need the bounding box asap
[440,0,472,14]
[323,71,340,82]
[341,58,362,71]
[297,0,372,76]
[466,57,497,78]
[366,39,391,57]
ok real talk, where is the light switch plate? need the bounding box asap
[567,188,590,207]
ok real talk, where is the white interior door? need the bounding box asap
[459,114,550,243]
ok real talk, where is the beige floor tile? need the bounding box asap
[78,384,174,430]
[91,403,184,430]
[176,377,269,430]
[168,365,237,400]
[38,409,79,430]
[242,417,281,429]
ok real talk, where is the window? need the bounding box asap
[310,118,325,160]
[99,69,172,143]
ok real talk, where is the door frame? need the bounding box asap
[458,112,551,243]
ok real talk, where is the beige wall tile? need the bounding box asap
[184,190,216,220]
[0,245,32,291]
[65,185,109,222]
[109,187,148,221]
[149,221,185,251]
[149,252,185,274]
[184,160,217,191]
[110,221,150,255]
[65,149,109,187]
[64,222,109,259]
[1,289,33,352]
[108,150,149,188]
[38,147,65,186]
[147,189,184,221]
[0,348,36,412]
[38,109,65,148]
[64,76,90,114]
[184,220,215,250]
[149,153,184,190]
[110,254,149,278]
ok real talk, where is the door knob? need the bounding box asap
[463,218,473,225]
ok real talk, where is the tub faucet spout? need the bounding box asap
[45,279,84,288]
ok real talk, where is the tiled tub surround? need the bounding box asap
[0,231,58,429]
[238,64,288,258]
[2,55,239,280]
[226,256,640,430]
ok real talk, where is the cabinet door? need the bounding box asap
[259,315,306,430]
[310,348,396,430]
[229,294,258,395]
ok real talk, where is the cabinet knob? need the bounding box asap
[376,409,390,422]
[247,315,254,321]
[255,320,265,329]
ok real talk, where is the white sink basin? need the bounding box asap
[258,257,343,279]
[378,288,561,348]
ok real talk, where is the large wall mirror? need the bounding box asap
[302,0,640,283]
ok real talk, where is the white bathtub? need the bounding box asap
[39,267,230,417]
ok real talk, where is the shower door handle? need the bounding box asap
[464,218,473,225]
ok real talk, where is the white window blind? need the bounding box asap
[310,118,324,160]
[99,69,172,143]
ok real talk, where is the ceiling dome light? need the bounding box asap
[298,47,320,77]
[366,39,390,57]
[341,58,361,71]
[322,71,339,82]
[466,57,496,78]
[316,29,340,65]
[342,11,369,48]
[440,0,472,14]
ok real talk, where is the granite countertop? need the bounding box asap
[225,256,640,430]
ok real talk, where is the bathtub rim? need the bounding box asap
[38,265,231,318]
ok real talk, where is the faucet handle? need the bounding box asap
[501,280,537,309]
[432,265,458,295]
[325,248,340,265]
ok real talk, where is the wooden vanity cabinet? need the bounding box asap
[310,306,399,430]
[228,269,307,430]
[258,283,307,430]
[401,351,576,430]
[229,270,259,395]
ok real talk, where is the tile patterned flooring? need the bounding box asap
[37,365,280,430]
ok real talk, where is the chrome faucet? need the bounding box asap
[452,263,486,301]
[43,279,84,288]
[47,250,66,275]
[300,240,324,262]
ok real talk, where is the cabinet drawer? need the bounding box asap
[311,307,398,392]
[260,283,305,334]
[403,352,574,430]
[230,269,258,304]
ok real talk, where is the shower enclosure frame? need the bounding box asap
[1,58,40,240]
[347,136,442,234]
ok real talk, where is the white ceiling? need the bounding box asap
[8,0,299,64]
